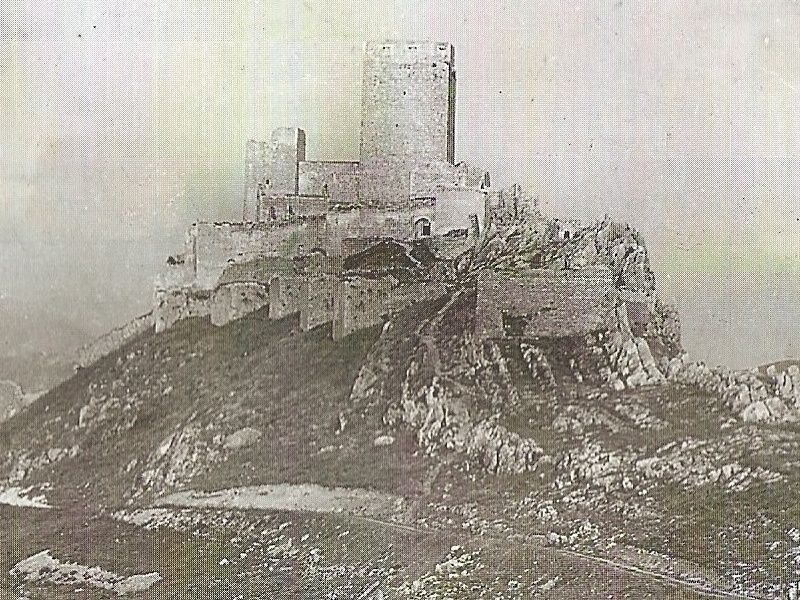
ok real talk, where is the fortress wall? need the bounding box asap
[153,288,212,333]
[298,161,360,203]
[77,312,154,368]
[300,275,337,331]
[475,268,615,340]
[193,222,325,288]
[258,194,329,221]
[332,277,448,340]
[243,140,267,222]
[268,275,304,320]
[209,282,268,326]
[409,160,486,198]
[332,277,394,340]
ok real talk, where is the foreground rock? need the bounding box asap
[10,550,161,595]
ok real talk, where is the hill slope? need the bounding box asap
[2,217,800,598]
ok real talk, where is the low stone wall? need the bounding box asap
[210,283,269,326]
[77,312,154,368]
[475,267,614,340]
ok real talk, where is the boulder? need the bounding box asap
[223,427,262,449]
[741,401,771,423]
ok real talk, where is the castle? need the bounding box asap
[130,40,679,392]
[151,41,496,338]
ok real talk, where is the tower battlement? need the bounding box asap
[362,41,454,67]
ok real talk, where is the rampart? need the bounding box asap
[210,282,269,326]
[300,275,337,331]
[269,275,304,320]
[475,267,615,340]
[76,312,154,368]
[154,288,212,333]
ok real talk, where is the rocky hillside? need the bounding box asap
[1,219,799,599]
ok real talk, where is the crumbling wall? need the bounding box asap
[193,222,326,288]
[243,128,306,221]
[209,282,268,326]
[268,275,304,320]
[153,288,212,333]
[332,277,448,340]
[475,268,615,340]
[298,161,360,203]
[410,160,485,198]
[77,312,154,368]
[299,275,337,331]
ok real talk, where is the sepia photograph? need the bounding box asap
[2,1,800,598]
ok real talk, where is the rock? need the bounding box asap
[373,435,395,447]
[741,401,771,423]
[764,396,788,418]
[223,427,262,449]
[46,448,65,463]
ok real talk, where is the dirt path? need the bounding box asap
[157,483,403,518]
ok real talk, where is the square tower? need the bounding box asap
[359,42,456,206]
[243,127,306,221]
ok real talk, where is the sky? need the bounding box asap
[1,0,800,367]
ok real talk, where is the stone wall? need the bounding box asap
[77,312,154,368]
[192,221,327,288]
[154,288,212,333]
[257,194,329,222]
[332,276,447,340]
[269,275,304,320]
[299,275,337,331]
[209,283,268,326]
[298,161,360,203]
[433,187,486,236]
[475,268,615,340]
[243,128,306,221]
[410,160,485,198]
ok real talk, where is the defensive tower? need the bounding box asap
[358,41,456,206]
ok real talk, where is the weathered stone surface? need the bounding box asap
[210,282,268,326]
[223,427,262,450]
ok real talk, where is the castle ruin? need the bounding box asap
[153,41,489,336]
[137,40,680,391]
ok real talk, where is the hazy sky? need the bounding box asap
[2,0,800,366]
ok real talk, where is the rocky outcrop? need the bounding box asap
[383,292,545,474]
[666,355,800,424]
[133,423,221,497]
[0,379,25,423]
[10,550,161,595]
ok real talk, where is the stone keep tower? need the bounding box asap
[243,127,306,221]
[358,41,456,206]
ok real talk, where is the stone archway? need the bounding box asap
[414,217,432,238]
